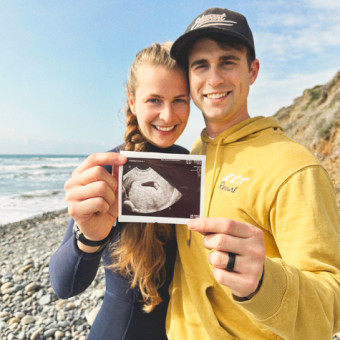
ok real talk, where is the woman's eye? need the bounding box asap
[148,98,161,104]
[174,98,187,104]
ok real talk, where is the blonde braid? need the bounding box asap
[124,101,147,152]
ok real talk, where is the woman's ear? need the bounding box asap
[128,94,136,115]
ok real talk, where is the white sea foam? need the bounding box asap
[0,191,67,225]
[0,154,86,225]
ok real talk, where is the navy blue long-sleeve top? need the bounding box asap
[49,144,188,340]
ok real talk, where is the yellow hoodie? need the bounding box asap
[167,117,340,339]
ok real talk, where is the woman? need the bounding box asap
[49,42,190,339]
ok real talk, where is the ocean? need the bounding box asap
[0,154,87,225]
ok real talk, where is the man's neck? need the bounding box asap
[205,113,250,138]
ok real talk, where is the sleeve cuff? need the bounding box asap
[235,257,288,321]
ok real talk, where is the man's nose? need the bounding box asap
[208,66,224,87]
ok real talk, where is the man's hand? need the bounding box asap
[65,152,127,249]
[188,217,265,299]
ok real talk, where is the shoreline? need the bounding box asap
[0,208,105,339]
[0,208,69,230]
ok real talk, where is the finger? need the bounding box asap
[68,197,112,218]
[203,233,242,252]
[66,181,116,207]
[67,165,118,190]
[211,267,260,298]
[208,250,239,271]
[188,217,256,238]
[73,152,127,176]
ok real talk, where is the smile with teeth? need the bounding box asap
[154,125,176,132]
[204,92,230,99]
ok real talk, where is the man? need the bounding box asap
[166,7,340,339]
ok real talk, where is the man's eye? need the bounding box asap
[221,61,234,66]
[195,64,207,70]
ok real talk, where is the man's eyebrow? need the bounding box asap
[189,59,207,69]
[190,55,241,69]
[220,55,240,62]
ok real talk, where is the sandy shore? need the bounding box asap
[0,209,105,339]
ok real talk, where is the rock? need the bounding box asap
[30,327,43,340]
[1,282,13,291]
[1,287,16,295]
[18,264,33,273]
[55,330,64,338]
[9,322,18,330]
[8,317,20,325]
[14,311,25,319]
[25,282,40,293]
[86,306,100,326]
[0,210,101,338]
[21,315,36,325]
[0,311,10,318]
[39,294,52,305]
[44,327,58,337]
[55,299,67,310]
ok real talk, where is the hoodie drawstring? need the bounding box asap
[186,138,222,246]
[206,138,222,217]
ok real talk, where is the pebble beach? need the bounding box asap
[0,209,104,340]
[1,210,340,340]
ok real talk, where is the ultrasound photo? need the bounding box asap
[118,151,206,224]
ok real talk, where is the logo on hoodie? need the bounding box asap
[219,173,250,193]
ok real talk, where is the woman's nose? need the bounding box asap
[159,104,174,123]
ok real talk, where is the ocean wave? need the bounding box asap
[20,190,63,199]
[0,163,82,172]
[0,155,85,225]
[0,190,67,225]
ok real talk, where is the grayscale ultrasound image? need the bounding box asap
[122,166,183,213]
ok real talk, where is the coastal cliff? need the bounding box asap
[275,71,340,207]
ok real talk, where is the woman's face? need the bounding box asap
[129,64,190,148]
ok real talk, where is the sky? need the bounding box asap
[1,0,339,154]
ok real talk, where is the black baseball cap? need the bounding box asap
[171,8,255,66]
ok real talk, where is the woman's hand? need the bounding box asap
[65,152,127,251]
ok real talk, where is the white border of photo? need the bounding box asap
[118,151,206,224]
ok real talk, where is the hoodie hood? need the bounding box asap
[200,116,282,146]
[189,116,283,237]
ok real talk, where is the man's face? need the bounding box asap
[188,38,259,137]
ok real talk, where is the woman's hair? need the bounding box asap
[108,42,181,313]
[124,41,178,151]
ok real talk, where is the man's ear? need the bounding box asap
[249,59,260,85]
[128,94,136,114]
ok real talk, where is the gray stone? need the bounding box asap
[44,327,58,337]
[39,294,52,305]
[21,315,36,325]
